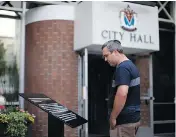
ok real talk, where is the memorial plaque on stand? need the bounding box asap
[19,93,88,137]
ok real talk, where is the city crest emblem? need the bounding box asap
[120,5,137,31]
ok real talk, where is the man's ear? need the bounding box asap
[113,50,119,55]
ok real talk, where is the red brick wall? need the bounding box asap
[25,20,78,137]
[136,56,150,126]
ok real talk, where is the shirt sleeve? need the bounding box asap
[115,66,131,87]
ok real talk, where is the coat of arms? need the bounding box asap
[120,5,137,31]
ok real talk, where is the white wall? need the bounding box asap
[74,2,93,51]
[0,10,16,38]
[92,2,159,51]
[26,5,74,25]
[74,1,159,54]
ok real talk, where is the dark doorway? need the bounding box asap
[88,54,115,136]
[152,28,175,135]
[88,54,136,136]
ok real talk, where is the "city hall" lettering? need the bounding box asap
[101,30,154,44]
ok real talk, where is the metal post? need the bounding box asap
[78,54,83,137]
[166,2,176,136]
[170,2,176,136]
[149,55,154,135]
[19,1,26,109]
[84,48,88,137]
[78,54,83,115]
[173,2,176,136]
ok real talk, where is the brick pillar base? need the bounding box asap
[25,20,78,137]
[136,56,150,126]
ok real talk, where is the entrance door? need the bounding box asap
[88,54,115,136]
[153,30,175,135]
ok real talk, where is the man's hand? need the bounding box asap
[110,117,116,130]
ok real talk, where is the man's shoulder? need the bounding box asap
[117,60,139,77]
[117,60,135,70]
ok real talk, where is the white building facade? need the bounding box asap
[0,1,175,137]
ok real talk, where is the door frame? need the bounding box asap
[149,55,154,133]
[78,48,89,137]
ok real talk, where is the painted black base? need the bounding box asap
[48,114,64,137]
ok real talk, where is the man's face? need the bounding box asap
[102,47,116,66]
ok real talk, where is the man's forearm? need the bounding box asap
[110,94,127,119]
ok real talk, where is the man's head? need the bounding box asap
[102,40,124,66]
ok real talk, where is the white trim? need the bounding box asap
[19,1,26,109]
[159,18,175,23]
[33,1,80,5]
[33,1,62,5]
[149,55,154,134]
[78,54,83,137]
[25,5,74,25]
[158,1,169,13]
[83,48,88,137]
[154,133,175,137]
[0,6,23,12]
[154,120,175,124]
[159,28,175,32]
[158,1,174,22]
[140,96,154,100]
[81,49,88,137]
[78,55,83,116]
[158,1,174,23]
[154,102,174,105]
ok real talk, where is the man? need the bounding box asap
[102,40,140,137]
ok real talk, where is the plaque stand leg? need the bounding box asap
[48,114,64,137]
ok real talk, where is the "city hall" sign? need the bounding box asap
[101,30,154,44]
[74,1,159,54]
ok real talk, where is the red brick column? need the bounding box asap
[136,56,150,126]
[25,20,78,137]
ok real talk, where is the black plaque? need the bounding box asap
[19,93,87,137]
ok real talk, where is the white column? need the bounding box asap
[84,48,88,137]
[19,1,26,109]
[78,54,83,137]
[149,55,154,135]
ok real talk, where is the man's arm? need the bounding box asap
[110,85,129,119]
